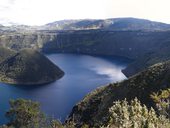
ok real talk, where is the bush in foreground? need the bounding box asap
[1,99,63,128]
[1,98,170,128]
[108,98,170,128]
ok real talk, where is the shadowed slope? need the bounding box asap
[0,47,16,62]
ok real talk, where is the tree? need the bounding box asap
[5,99,48,128]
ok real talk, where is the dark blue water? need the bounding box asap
[0,53,131,125]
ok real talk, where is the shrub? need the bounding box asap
[151,88,170,118]
[108,98,170,128]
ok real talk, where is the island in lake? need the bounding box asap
[0,48,64,85]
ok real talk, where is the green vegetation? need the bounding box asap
[1,98,169,128]
[108,98,170,128]
[151,88,170,118]
[0,99,63,128]
[0,49,64,85]
[6,99,46,128]
[123,43,170,77]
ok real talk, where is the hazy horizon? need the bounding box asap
[0,0,170,26]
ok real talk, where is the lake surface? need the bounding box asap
[0,53,131,125]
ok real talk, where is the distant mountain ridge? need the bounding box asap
[1,18,170,31]
[42,18,170,31]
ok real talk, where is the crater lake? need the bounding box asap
[0,53,131,125]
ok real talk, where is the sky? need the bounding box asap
[0,0,170,26]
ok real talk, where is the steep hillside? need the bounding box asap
[67,61,170,127]
[42,30,170,59]
[0,49,64,85]
[0,47,16,62]
[2,30,170,60]
[0,32,57,51]
[123,41,170,76]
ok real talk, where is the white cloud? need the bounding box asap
[0,0,170,25]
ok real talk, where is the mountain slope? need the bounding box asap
[123,40,170,77]
[1,18,170,31]
[67,61,170,127]
[105,18,170,31]
[42,30,170,59]
[0,46,16,62]
[43,18,170,31]
[0,49,64,85]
